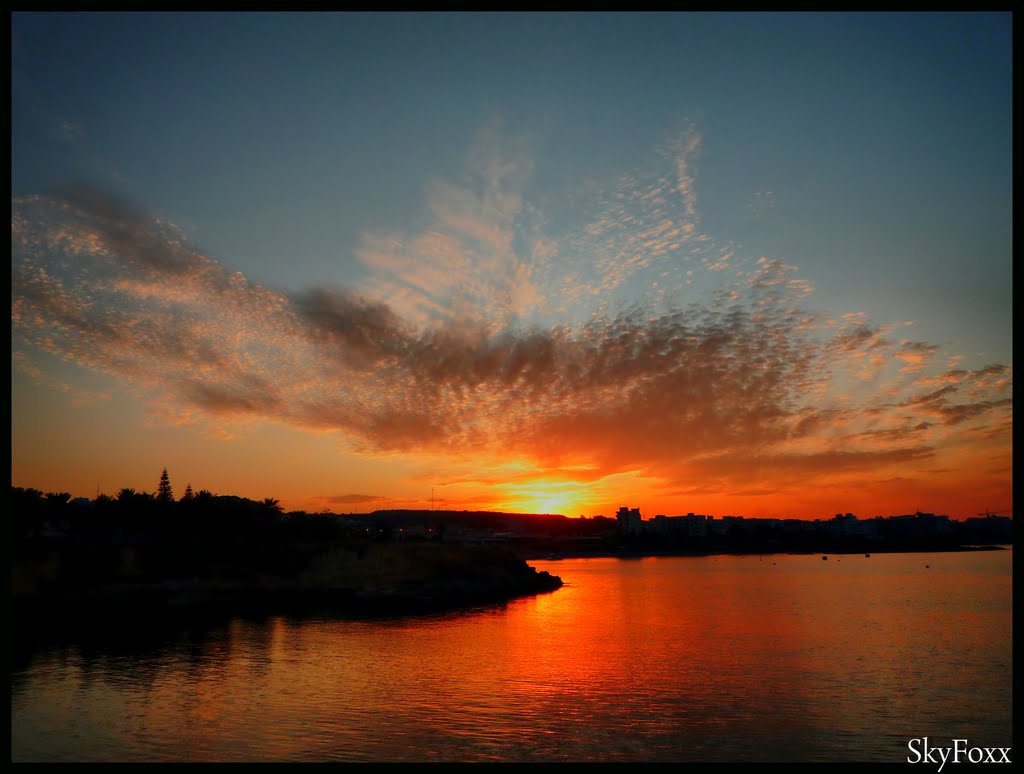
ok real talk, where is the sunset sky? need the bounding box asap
[11,12,1012,520]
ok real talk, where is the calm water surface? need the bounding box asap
[11,550,1013,762]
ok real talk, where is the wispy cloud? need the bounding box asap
[11,129,1012,510]
[325,494,383,505]
[356,125,541,331]
[893,340,940,373]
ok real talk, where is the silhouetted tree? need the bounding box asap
[157,468,174,503]
[115,487,155,520]
[92,493,117,531]
[43,491,72,531]
[262,497,282,513]
[11,486,46,542]
[45,491,71,508]
[182,482,194,501]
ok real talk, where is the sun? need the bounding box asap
[506,484,583,517]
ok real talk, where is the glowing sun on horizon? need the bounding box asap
[508,486,583,517]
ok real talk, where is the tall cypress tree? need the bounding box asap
[157,468,174,503]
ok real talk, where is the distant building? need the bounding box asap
[963,515,1012,543]
[914,512,952,536]
[830,513,859,536]
[616,506,643,536]
[647,513,708,538]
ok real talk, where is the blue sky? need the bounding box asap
[11,12,1013,518]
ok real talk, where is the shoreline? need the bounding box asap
[519,544,1010,561]
[13,573,565,625]
[11,542,564,631]
[11,542,1008,635]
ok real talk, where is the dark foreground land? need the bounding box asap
[12,488,567,633]
[12,541,563,630]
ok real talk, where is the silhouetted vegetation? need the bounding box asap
[156,468,174,503]
[12,478,358,598]
[10,473,563,625]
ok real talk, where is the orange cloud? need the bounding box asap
[11,132,1012,520]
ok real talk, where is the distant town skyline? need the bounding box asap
[12,12,1012,520]
[13,473,1012,525]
